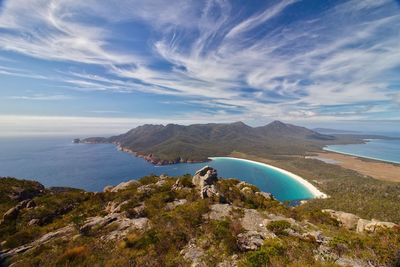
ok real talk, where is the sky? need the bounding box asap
[0,0,399,136]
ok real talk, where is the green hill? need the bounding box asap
[82,121,365,165]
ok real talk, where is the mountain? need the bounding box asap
[81,121,363,165]
[1,168,399,266]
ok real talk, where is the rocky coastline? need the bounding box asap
[75,138,210,165]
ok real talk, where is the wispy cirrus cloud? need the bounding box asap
[6,94,73,101]
[0,0,399,125]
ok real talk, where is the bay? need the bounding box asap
[324,138,400,164]
[0,137,315,201]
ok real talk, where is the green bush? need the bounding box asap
[267,220,292,236]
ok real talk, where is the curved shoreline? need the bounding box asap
[323,147,400,165]
[209,156,328,199]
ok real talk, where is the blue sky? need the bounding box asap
[0,0,399,136]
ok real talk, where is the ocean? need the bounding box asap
[324,138,400,164]
[0,137,314,201]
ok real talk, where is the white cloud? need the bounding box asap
[6,94,73,101]
[0,0,399,123]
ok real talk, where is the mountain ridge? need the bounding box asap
[79,121,366,165]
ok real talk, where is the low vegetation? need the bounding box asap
[1,173,399,267]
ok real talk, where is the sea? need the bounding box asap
[0,137,315,202]
[324,138,400,164]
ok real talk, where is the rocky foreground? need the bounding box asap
[0,167,399,267]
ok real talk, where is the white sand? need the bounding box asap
[209,157,328,199]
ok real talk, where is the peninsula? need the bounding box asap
[77,121,379,165]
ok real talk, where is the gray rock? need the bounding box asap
[2,207,19,221]
[128,203,146,218]
[217,255,239,267]
[192,167,223,200]
[192,166,218,188]
[79,213,120,235]
[180,239,206,267]
[107,180,139,193]
[28,219,40,226]
[102,217,150,241]
[26,200,36,209]
[137,184,155,194]
[237,231,266,251]
[105,200,129,214]
[165,199,187,210]
[356,218,397,233]
[1,225,75,259]
[204,204,232,220]
[322,209,360,230]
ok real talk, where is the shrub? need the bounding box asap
[57,246,88,264]
[267,220,292,236]
[243,249,270,267]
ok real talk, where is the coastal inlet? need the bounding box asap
[0,138,325,202]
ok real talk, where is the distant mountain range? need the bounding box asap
[79,121,371,165]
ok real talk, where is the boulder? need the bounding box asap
[102,217,150,241]
[165,199,187,210]
[79,213,120,235]
[2,207,19,221]
[192,166,218,188]
[204,204,232,221]
[322,209,360,230]
[237,231,266,251]
[0,225,75,259]
[357,219,397,233]
[192,167,224,200]
[180,239,206,267]
[127,203,146,218]
[106,180,139,193]
[105,200,129,214]
[26,200,36,209]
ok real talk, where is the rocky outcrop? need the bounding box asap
[192,166,224,200]
[104,180,139,193]
[192,166,218,188]
[0,225,75,260]
[80,212,149,239]
[322,209,360,230]
[180,239,206,267]
[1,199,36,224]
[323,209,398,233]
[105,200,129,214]
[356,219,397,233]
[237,231,266,251]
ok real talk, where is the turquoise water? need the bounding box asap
[0,137,314,201]
[324,139,400,164]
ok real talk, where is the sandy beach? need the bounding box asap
[313,152,400,182]
[210,156,328,199]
